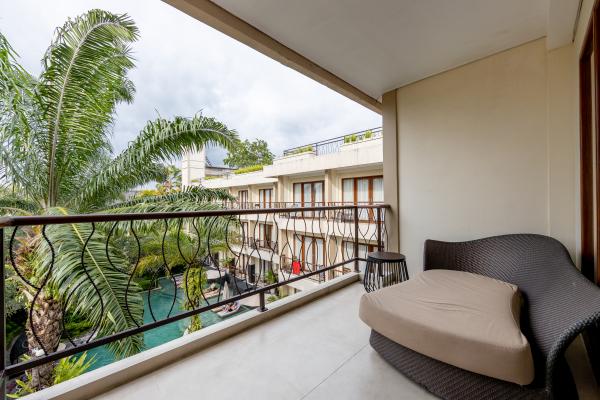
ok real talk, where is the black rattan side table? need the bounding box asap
[363,251,408,292]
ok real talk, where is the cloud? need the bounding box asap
[0,0,381,162]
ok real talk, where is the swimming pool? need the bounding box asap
[85,277,250,370]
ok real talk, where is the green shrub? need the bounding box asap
[223,257,235,267]
[234,165,264,174]
[53,352,95,384]
[266,295,279,303]
[134,277,155,291]
[65,320,94,338]
[290,145,314,155]
[265,269,278,284]
[9,352,96,398]
[364,130,373,139]
[204,175,220,180]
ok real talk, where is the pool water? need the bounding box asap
[85,277,250,370]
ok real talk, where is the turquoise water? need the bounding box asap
[85,277,250,370]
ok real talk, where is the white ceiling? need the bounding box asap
[213,0,580,100]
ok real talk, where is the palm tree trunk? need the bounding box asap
[25,293,62,390]
[13,230,62,389]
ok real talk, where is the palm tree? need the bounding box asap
[0,10,236,389]
[155,165,182,194]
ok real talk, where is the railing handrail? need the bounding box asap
[0,204,390,227]
[1,203,390,381]
[282,126,382,156]
[3,259,359,377]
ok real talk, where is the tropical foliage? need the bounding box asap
[0,9,236,391]
[8,352,95,398]
[223,138,274,168]
[155,165,182,194]
[233,164,264,175]
[288,145,313,155]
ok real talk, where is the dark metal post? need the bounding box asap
[0,229,6,398]
[376,207,382,251]
[354,206,359,272]
[258,292,267,312]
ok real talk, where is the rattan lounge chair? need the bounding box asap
[368,234,600,399]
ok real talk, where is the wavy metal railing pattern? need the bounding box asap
[0,203,388,381]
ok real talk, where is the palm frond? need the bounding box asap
[75,160,167,212]
[105,186,233,212]
[0,32,35,120]
[37,10,138,206]
[98,187,233,237]
[38,207,144,358]
[76,115,237,210]
[0,32,42,201]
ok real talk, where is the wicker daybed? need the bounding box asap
[361,234,600,399]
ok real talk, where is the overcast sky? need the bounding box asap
[0,0,380,165]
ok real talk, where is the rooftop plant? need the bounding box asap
[344,130,377,144]
[234,164,264,174]
[289,145,314,155]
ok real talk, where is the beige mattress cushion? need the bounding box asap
[359,269,534,385]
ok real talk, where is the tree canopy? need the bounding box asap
[223,138,274,168]
[0,9,236,391]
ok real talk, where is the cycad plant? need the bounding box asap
[0,10,236,390]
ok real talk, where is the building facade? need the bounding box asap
[183,128,384,296]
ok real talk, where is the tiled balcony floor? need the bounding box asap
[94,282,436,400]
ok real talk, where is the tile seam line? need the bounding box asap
[298,343,368,399]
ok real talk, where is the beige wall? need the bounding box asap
[384,38,579,275]
[547,44,578,261]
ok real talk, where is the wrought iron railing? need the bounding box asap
[0,203,388,390]
[281,127,382,157]
[248,237,278,253]
[233,201,385,223]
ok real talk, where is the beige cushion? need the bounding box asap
[359,269,534,385]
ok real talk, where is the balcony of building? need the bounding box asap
[61,280,436,400]
[2,204,387,399]
[263,128,383,178]
[6,0,600,399]
[200,127,383,187]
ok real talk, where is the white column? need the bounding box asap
[382,90,400,252]
[181,147,206,188]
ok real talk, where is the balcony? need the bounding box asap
[281,127,382,157]
[264,128,382,178]
[1,204,388,399]
[201,128,383,187]
[247,237,278,253]
[68,280,435,400]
